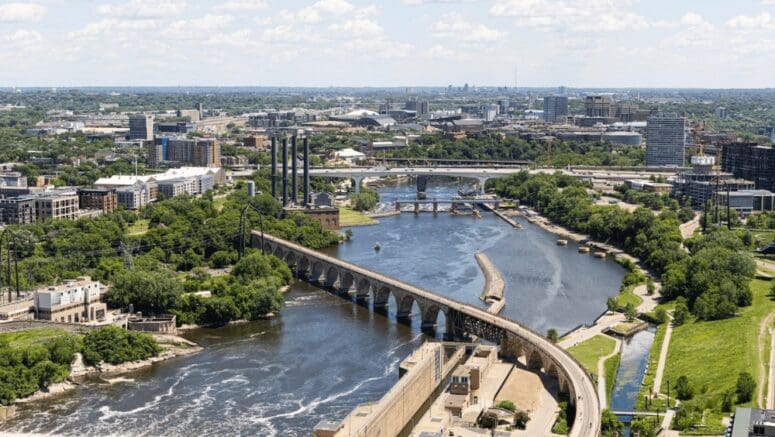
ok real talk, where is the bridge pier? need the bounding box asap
[395,200,400,212]
[352,176,363,194]
[414,202,419,215]
[450,202,457,213]
[432,200,438,214]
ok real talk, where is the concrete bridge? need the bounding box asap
[308,165,680,193]
[394,198,506,214]
[252,231,601,437]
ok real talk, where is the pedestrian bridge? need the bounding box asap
[252,231,601,437]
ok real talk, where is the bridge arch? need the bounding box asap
[309,261,326,283]
[323,266,339,288]
[296,256,311,279]
[354,278,371,301]
[373,285,391,310]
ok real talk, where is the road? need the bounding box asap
[259,232,602,437]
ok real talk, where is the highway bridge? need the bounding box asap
[253,231,601,437]
[308,166,680,193]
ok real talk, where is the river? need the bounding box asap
[2,180,628,436]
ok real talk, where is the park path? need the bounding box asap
[653,314,674,395]
[768,327,775,409]
[679,213,701,240]
[597,336,621,408]
[558,312,625,349]
[759,311,775,407]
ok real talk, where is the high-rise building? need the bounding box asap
[722,142,775,192]
[543,95,568,123]
[646,112,686,167]
[0,196,36,225]
[715,107,728,119]
[498,99,510,115]
[128,113,154,141]
[584,95,613,117]
[149,136,220,167]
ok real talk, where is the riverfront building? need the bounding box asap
[149,136,221,168]
[722,142,775,192]
[34,276,107,323]
[672,156,754,207]
[646,112,686,167]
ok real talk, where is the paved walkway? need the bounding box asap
[597,337,621,408]
[633,282,661,314]
[679,214,701,240]
[653,315,674,395]
[558,312,625,349]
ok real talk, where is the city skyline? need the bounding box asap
[0,0,773,88]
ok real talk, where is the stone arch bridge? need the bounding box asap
[252,231,601,437]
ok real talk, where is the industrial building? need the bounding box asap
[646,112,686,167]
[34,276,107,323]
[730,407,775,436]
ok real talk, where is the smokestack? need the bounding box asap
[282,136,289,206]
[303,136,310,207]
[291,135,298,204]
[271,136,277,199]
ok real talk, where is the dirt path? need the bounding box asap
[758,311,775,407]
[597,337,621,408]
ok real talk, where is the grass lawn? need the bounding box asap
[604,354,621,407]
[610,322,643,336]
[567,334,617,377]
[127,219,150,236]
[0,328,69,347]
[660,279,775,429]
[339,208,379,227]
[636,321,669,411]
[614,284,644,310]
[213,196,228,212]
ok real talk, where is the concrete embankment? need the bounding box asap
[479,203,522,229]
[475,252,505,314]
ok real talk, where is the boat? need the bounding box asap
[556,239,568,246]
[593,251,607,259]
[578,246,591,254]
[374,242,381,251]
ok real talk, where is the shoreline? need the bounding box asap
[12,334,202,408]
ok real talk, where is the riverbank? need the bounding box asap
[13,334,202,408]
[475,252,505,315]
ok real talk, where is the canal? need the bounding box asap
[2,180,629,436]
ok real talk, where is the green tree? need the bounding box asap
[601,409,623,436]
[109,269,183,314]
[625,302,637,322]
[496,400,516,412]
[547,328,559,343]
[721,389,735,412]
[630,416,657,437]
[673,299,689,326]
[675,375,693,400]
[736,372,756,403]
[607,297,617,312]
[81,326,160,365]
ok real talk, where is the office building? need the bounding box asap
[646,112,686,167]
[405,99,430,117]
[498,99,510,116]
[128,113,154,141]
[722,142,775,192]
[716,107,728,119]
[543,95,569,123]
[77,188,117,214]
[584,95,613,117]
[149,136,220,168]
[0,172,27,188]
[34,277,107,323]
[0,196,36,224]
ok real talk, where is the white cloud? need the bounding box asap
[262,24,319,43]
[97,0,186,19]
[425,44,458,58]
[163,14,234,40]
[343,38,413,58]
[668,13,714,48]
[0,2,46,22]
[68,18,159,40]
[432,13,505,42]
[489,0,647,32]
[727,12,775,30]
[1,29,42,45]
[215,0,268,11]
[313,0,354,15]
[329,18,383,36]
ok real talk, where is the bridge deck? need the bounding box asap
[254,232,601,437]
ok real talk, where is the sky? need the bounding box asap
[0,0,773,88]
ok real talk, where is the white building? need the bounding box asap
[35,276,107,323]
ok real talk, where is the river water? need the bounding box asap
[3,180,628,436]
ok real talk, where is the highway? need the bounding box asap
[258,232,601,437]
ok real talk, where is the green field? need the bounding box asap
[567,334,617,377]
[651,279,775,434]
[614,285,644,310]
[339,208,379,227]
[604,354,621,406]
[127,219,150,236]
[0,328,69,347]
